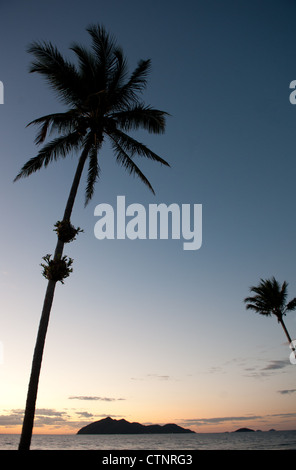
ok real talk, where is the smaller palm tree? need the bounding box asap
[244,277,296,351]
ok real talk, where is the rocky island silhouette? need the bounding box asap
[77,417,195,435]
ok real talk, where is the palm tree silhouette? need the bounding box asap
[244,277,296,350]
[15,24,169,450]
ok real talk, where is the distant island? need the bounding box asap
[77,417,195,435]
[234,427,277,433]
[234,428,255,432]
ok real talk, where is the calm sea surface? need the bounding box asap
[1,431,296,450]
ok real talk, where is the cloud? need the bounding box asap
[147,374,171,381]
[0,409,71,428]
[131,374,172,381]
[68,396,125,401]
[241,357,292,378]
[0,409,24,426]
[207,366,225,374]
[73,411,94,418]
[205,355,292,380]
[28,409,71,428]
[278,389,296,395]
[179,412,296,429]
[180,415,262,427]
[262,360,288,370]
[0,408,125,431]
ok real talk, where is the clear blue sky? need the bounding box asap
[1,0,296,434]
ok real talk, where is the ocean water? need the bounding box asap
[1,430,296,450]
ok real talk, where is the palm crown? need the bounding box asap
[244,277,296,346]
[14,24,169,205]
[244,277,296,322]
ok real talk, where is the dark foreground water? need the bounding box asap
[1,430,296,450]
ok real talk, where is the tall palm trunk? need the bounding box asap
[279,317,293,345]
[278,317,296,358]
[18,146,90,451]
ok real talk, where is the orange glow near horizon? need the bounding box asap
[1,415,296,436]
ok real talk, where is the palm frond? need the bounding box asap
[107,48,128,95]
[112,59,151,110]
[108,128,170,167]
[27,111,78,144]
[70,43,100,96]
[124,59,151,94]
[286,297,296,312]
[244,297,272,316]
[86,24,118,87]
[14,132,83,181]
[112,104,169,134]
[110,139,155,194]
[27,41,82,105]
